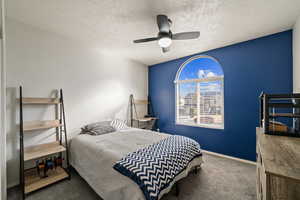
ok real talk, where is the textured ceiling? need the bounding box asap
[6,0,300,65]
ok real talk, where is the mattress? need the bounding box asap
[70,128,203,200]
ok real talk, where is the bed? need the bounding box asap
[70,127,203,200]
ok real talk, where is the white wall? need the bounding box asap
[6,19,148,187]
[0,36,4,200]
[0,0,7,199]
[0,38,6,200]
[0,38,3,199]
[0,38,2,199]
[293,15,300,92]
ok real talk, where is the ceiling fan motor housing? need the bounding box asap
[158,31,172,39]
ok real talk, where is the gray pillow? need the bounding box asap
[82,121,110,131]
[81,121,116,135]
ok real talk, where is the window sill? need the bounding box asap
[175,122,224,130]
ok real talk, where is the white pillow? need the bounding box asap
[110,119,129,130]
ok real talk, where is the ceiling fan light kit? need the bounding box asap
[133,15,200,53]
[158,37,172,48]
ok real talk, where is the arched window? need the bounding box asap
[174,55,224,129]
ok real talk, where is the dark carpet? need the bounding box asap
[8,153,256,200]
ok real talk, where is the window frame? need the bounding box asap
[174,55,224,130]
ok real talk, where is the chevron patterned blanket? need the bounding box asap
[113,135,202,200]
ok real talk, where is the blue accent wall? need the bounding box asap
[148,30,293,161]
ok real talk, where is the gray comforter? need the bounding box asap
[70,128,203,200]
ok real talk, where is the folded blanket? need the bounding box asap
[113,135,202,200]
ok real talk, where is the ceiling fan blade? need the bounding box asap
[133,37,158,43]
[162,47,170,53]
[172,31,200,40]
[157,15,170,33]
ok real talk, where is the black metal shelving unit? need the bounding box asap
[259,92,300,137]
[19,86,70,199]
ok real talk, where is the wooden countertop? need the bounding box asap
[257,127,300,181]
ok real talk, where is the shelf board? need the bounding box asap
[269,103,300,108]
[266,131,300,137]
[23,120,62,132]
[134,117,157,122]
[22,97,60,105]
[24,166,69,194]
[266,93,300,99]
[24,141,66,161]
[134,100,149,105]
[269,113,300,118]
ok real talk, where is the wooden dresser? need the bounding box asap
[256,127,300,200]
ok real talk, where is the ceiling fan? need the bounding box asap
[133,15,200,53]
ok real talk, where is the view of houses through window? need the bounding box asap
[175,56,224,129]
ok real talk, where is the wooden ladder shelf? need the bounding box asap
[19,86,70,199]
[129,94,158,130]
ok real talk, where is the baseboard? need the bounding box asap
[202,150,256,165]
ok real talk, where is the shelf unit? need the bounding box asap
[259,92,300,137]
[129,94,158,130]
[19,86,70,199]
